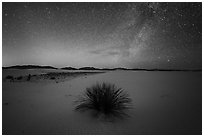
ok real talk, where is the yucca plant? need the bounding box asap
[75,82,131,119]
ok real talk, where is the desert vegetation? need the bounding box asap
[6,75,14,79]
[4,72,105,83]
[17,76,23,80]
[27,74,31,81]
[5,75,14,82]
[75,82,132,119]
[50,77,56,80]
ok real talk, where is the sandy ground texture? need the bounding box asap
[2,70,202,135]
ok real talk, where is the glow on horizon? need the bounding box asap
[2,3,202,69]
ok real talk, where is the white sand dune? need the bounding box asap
[2,70,202,135]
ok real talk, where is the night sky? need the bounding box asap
[2,2,202,69]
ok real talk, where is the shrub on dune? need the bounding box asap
[50,77,56,80]
[75,82,131,118]
[27,74,31,81]
[5,75,14,82]
[6,75,13,79]
[17,76,23,80]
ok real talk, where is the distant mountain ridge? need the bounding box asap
[78,67,101,70]
[61,67,77,70]
[2,65,201,71]
[3,65,58,70]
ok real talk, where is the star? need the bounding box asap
[2,2,202,69]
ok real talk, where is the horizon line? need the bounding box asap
[2,64,202,71]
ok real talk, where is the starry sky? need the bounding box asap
[2,2,202,69]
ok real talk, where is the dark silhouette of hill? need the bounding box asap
[112,67,129,70]
[3,65,58,70]
[78,67,101,70]
[2,65,201,72]
[61,67,77,70]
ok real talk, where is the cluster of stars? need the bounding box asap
[2,2,202,69]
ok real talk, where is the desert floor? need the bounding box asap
[2,69,202,135]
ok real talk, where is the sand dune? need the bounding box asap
[2,70,202,135]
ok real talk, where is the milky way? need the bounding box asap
[2,2,202,69]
